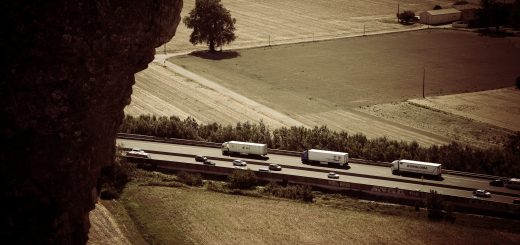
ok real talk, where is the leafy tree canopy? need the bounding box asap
[183,0,237,52]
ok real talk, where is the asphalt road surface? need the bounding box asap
[117,138,520,204]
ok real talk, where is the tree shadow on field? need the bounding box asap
[189,50,240,60]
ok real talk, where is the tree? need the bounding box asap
[398,10,416,24]
[433,5,442,10]
[479,0,510,32]
[183,0,237,52]
[511,0,520,28]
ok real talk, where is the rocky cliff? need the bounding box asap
[0,1,182,244]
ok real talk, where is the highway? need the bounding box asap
[117,138,520,204]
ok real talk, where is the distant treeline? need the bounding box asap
[120,115,520,177]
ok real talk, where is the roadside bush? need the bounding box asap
[426,190,444,221]
[206,181,229,193]
[265,182,314,202]
[228,169,257,189]
[177,171,203,186]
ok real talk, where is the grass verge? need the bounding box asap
[118,169,520,244]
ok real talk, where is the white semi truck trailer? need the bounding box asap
[221,141,268,156]
[391,159,442,177]
[301,149,349,167]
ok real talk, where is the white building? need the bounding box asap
[420,8,462,25]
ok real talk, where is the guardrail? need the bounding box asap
[124,156,520,218]
[117,133,505,181]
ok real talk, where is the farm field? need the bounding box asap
[127,1,520,148]
[168,30,520,112]
[117,181,520,245]
[409,88,520,132]
[156,29,519,147]
[358,88,520,148]
[162,0,460,54]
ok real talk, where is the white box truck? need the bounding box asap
[221,141,267,156]
[391,159,442,177]
[301,149,348,167]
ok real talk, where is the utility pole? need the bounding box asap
[268,35,270,46]
[363,24,366,36]
[397,2,400,22]
[422,67,426,98]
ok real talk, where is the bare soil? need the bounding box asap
[87,203,132,245]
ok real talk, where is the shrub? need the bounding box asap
[177,171,203,186]
[100,186,120,199]
[206,181,229,193]
[433,5,442,10]
[228,169,257,189]
[398,10,416,24]
[98,147,132,200]
[265,182,314,202]
[426,190,444,221]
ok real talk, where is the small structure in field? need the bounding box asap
[452,4,479,23]
[420,8,461,25]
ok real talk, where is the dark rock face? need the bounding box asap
[0,1,182,244]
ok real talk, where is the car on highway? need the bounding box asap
[203,159,216,166]
[258,168,270,172]
[195,155,208,162]
[513,199,520,205]
[327,172,339,179]
[232,159,247,167]
[127,148,151,158]
[268,163,282,171]
[473,189,491,198]
[489,179,504,187]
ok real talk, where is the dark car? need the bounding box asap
[203,159,216,166]
[489,179,504,187]
[513,199,520,205]
[268,163,282,171]
[195,155,208,162]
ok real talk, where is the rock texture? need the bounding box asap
[0,1,182,244]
